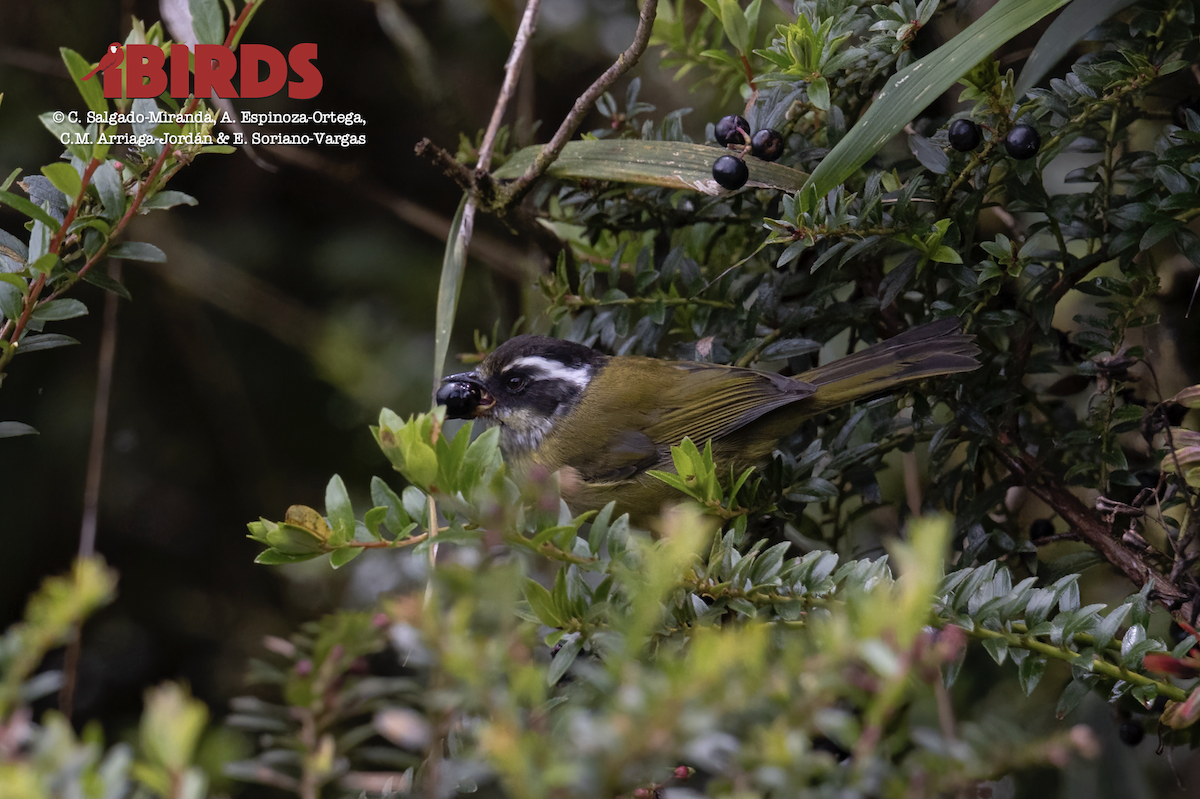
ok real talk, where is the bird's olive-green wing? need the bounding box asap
[543,358,815,484]
[641,361,816,446]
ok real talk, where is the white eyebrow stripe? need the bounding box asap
[503,355,591,389]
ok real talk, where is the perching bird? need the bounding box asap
[436,319,980,519]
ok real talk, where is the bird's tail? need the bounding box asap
[799,318,980,412]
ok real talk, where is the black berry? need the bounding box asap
[948,119,981,151]
[1118,720,1144,747]
[714,115,749,146]
[712,155,748,190]
[750,129,784,161]
[1004,124,1041,159]
[1030,518,1054,539]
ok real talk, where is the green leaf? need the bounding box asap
[363,506,388,540]
[92,161,125,223]
[1121,623,1146,658]
[0,189,62,228]
[82,265,132,300]
[787,476,838,502]
[1129,583,1152,628]
[805,0,1072,198]
[909,134,949,174]
[41,163,82,200]
[1122,638,1164,669]
[329,547,363,569]
[264,522,326,555]
[0,421,38,438]
[108,242,167,262]
[61,47,107,115]
[189,0,226,46]
[1018,655,1046,695]
[324,475,355,545]
[1056,677,1093,719]
[401,485,429,528]
[759,338,822,360]
[493,140,809,193]
[142,191,198,210]
[808,76,830,111]
[1090,602,1131,652]
[39,112,90,163]
[14,333,79,353]
[1015,0,1138,97]
[456,427,499,489]
[727,598,757,617]
[930,245,963,264]
[982,636,1008,665]
[588,501,616,556]
[370,476,412,538]
[432,195,469,403]
[0,167,19,192]
[718,0,749,53]
[0,282,22,320]
[546,634,583,685]
[31,298,87,321]
[255,549,322,565]
[524,578,564,627]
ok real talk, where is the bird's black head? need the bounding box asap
[436,335,608,455]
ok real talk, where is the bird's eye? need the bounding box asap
[506,373,528,392]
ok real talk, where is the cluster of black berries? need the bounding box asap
[947,118,1041,160]
[711,114,784,190]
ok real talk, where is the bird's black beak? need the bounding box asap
[435,372,496,419]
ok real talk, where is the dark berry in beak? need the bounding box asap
[436,374,490,418]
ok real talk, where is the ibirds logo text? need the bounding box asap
[86,42,322,100]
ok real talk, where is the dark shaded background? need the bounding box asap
[0,0,654,727]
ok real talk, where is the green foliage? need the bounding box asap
[0,563,223,799]
[246,1,1200,790]
[0,5,253,424]
[225,611,417,796]
[238,0,1200,793]
[238,407,1194,795]
[0,558,116,718]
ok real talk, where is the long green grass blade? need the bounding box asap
[493,140,809,193]
[805,0,1072,199]
[1014,0,1137,97]
[432,194,470,402]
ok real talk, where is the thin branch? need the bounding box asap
[414,138,475,192]
[993,431,1194,622]
[968,622,1189,701]
[78,259,121,559]
[499,0,660,205]
[476,0,543,175]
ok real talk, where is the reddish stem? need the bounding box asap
[739,53,757,92]
[224,1,259,48]
[67,93,203,291]
[48,158,101,254]
[2,158,101,362]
